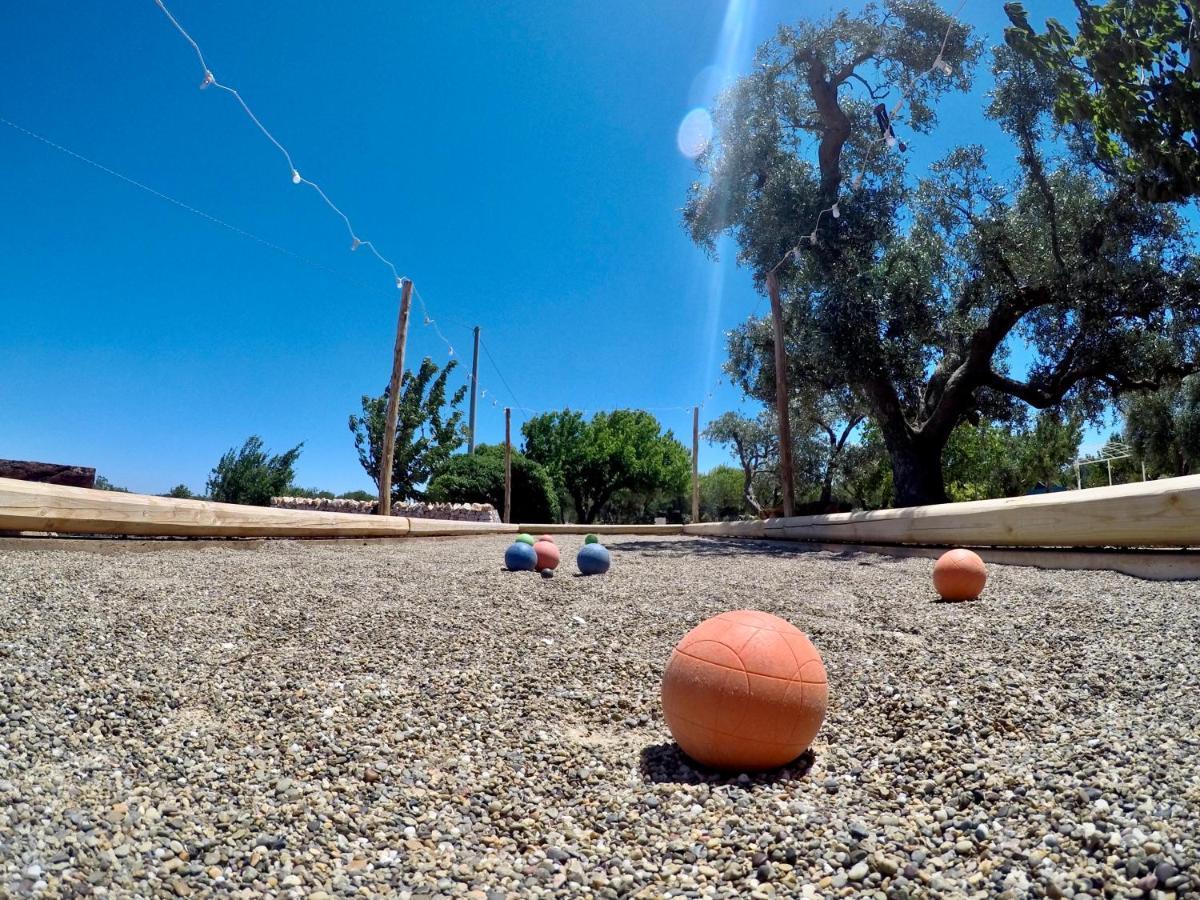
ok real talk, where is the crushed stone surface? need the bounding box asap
[1,535,1198,898]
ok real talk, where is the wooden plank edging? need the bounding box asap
[5,475,1200,550]
[0,478,413,538]
[760,476,1200,548]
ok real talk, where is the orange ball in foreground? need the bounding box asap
[533,539,560,570]
[661,610,827,772]
[932,548,987,601]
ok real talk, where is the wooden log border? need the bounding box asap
[3,477,1200,579]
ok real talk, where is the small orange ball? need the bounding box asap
[661,610,827,772]
[932,548,987,601]
[533,539,560,570]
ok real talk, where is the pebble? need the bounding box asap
[0,537,1196,898]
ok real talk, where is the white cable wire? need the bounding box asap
[0,115,378,292]
[152,0,406,292]
[149,0,725,423]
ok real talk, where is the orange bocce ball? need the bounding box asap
[932,548,987,601]
[661,610,828,772]
[533,539,560,570]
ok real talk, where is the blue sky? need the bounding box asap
[1,0,1091,495]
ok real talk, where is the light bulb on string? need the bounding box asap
[351,237,361,251]
[291,170,301,184]
[831,203,841,219]
[200,70,214,89]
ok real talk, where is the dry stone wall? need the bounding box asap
[270,496,500,523]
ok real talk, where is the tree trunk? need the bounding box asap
[742,469,762,516]
[889,439,949,507]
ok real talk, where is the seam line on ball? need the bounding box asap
[672,647,827,684]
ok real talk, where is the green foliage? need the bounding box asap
[943,412,1082,501]
[702,411,779,514]
[287,486,336,499]
[835,422,893,509]
[427,445,561,523]
[337,490,377,502]
[206,436,303,506]
[1123,377,1200,477]
[522,410,691,524]
[1077,434,1142,487]
[700,465,747,520]
[687,5,1200,506]
[161,484,195,499]
[94,475,130,493]
[349,357,467,503]
[1004,1,1200,202]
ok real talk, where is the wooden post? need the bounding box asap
[691,405,700,523]
[468,326,480,454]
[504,407,512,524]
[766,270,795,518]
[378,277,414,516]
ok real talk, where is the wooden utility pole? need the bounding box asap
[691,405,700,523]
[504,407,512,524]
[766,270,795,518]
[378,277,414,516]
[467,326,481,453]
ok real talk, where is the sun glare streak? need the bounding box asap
[689,0,758,404]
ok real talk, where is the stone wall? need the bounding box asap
[270,497,500,523]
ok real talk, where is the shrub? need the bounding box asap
[428,445,560,522]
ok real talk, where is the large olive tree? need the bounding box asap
[686,1,1200,506]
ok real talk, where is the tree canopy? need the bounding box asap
[427,444,561,523]
[1123,376,1200,477]
[1004,0,1200,202]
[702,411,780,515]
[686,1,1200,506]
[206,435,303,506]
[700,465,748,520]
[349,357,466,503]
[521,409,691,523]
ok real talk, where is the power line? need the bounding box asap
[0,115,378,292]
[479,336,525,413]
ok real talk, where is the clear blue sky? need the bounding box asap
[1,0,1088,495]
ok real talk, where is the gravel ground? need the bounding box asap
[1,535,1198,899]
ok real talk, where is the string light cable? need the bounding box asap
[152,0,410,303]
[152,0,482,387]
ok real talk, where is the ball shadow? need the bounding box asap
[639,742,816,787]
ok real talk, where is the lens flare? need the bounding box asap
[677,108,714,159]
